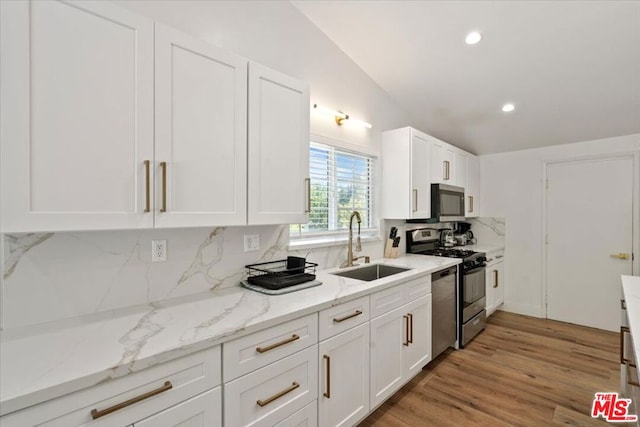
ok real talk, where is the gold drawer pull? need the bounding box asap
[143,160,151,213]
[256,334,300,353]
[91,381,172,420]
[403,315,410,346]
[493,270,499,288]
[408,313,413,344]
[257,382,300,407]
[323,355,331,398]
[621,326,631,364]
[160,161,167,213]
[305,178,311,213]
[333,310,363,323]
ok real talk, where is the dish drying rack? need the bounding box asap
[245,257,318,290]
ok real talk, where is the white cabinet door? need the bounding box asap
[0,0,154,232]
[402,295,432,379]
[411,133,432,218]
[155,24,247,227]
[486,260,504,316]
[248,62,310,225]
[134,388,222,427]
[369,305,405,409]
[466,154,480,217]
[430,139,456,185]
[318,323,370,427]
[455,150,469,191]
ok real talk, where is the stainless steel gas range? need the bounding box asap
[406,228,487,349]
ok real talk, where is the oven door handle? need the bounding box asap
[463,266,486,275]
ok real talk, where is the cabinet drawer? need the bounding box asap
[404,274,431,301]
[485,249,505,265]
[223,313,318,381]
[134,387,221,427]
[224,345,318,427]
[318,295,369,340]
[370,276,431,319]
[273,400,317,427]
[1,346,221,427]
[370,285,405,319]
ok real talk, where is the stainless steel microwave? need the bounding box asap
[431,184,465,222]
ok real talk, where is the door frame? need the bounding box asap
[541,152,640,319]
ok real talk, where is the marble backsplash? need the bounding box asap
[1,226,382,330]
[467,217,506,246]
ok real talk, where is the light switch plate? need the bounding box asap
[244,234,260,252]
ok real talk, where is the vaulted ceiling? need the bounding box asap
[292,1,640,154]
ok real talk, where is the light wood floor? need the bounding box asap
[359,311,620,426]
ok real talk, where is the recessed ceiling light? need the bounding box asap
[502,103,515,112]
[465,31,482,45]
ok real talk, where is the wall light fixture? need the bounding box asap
[312,103,372,129]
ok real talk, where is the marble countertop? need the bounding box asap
[463,243,505,254]
[0,254,460,416]
[622,275,640,365]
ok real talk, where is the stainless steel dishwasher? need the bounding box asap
[432,266,458,358]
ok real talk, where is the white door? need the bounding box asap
[134,388,222,427]
[411,133,431,218]
[546,156,634,331]
[318,323,369,427]
[155,24,247,227]
[402,295,432,379]
[248,62,310,225]
[369,305,404,409]
[0,0,154,232]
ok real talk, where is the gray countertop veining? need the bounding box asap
[0,254,460,416]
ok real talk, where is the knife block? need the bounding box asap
[384,239,399,258]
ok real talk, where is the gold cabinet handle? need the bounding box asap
[493,270,499,288]
[323,354,331,398]
[257,382,299,407]
[468,196,473,213]
[143,160,151,213]
[611,253,630,260]
[403,315,410,346]
[412,189,418,212]
[408,313,413,344]
[305,178,311,213]
[333,310,363,323]
[160,161,167,213]
[442,161,448,180]
[622,299,627,310]
[621,326,631,364]
[91,381,172,420]
[256,334,300,353]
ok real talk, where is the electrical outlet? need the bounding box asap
[152,239,167,262]
[244,234,260,252]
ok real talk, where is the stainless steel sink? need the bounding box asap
[331,264,411,282]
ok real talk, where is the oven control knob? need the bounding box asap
[477,256,487,263]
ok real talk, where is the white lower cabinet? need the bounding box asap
[485,249,505,316]
[134,387,222,427]
[369,295,432,409]
[318,322,370,427]
[273,401,317,427]
[224,345,318,427]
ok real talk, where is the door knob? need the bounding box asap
[610,253,630,260]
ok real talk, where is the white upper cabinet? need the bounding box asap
[381,127,431,219]
[154,24,247,227]
[466,154,480,217]
[247,62,310,225]
[430,137,456,185]
[1,1,311,232]
[1,0,154,232]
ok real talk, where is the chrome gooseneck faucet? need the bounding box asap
[340,210,369,268]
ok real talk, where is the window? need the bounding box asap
[290,142,376,238]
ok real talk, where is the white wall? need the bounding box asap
[480,133,640,317]
[1,1,412,329]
